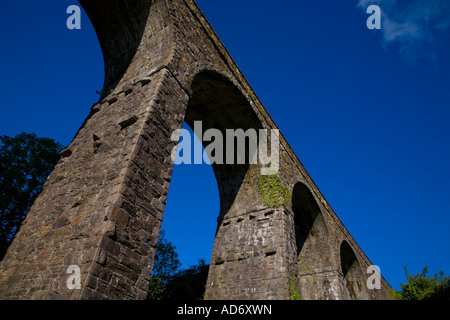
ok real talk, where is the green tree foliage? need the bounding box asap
[147,230,209,300]
[151,230,182,280]
[391,265,450,300]
[0,132,64,260]
[164,259,209,300]
[147,230,181,300]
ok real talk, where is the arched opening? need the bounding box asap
[292,182,329,267]
[340,240,365,299]
[291,182,332,299]
[80,0,153,96]
[154,70,266,299]
[185,70,264,222]
[293,183,321,256]
[151,122,219,299]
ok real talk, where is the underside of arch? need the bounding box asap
[340,241,368,300]
[291,182,335,299]
[186,70,264,220]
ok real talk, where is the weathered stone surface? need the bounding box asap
[0,0,391,300]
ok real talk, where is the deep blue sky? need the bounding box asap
[1,0,449,291]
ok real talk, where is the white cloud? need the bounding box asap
[357,0,450,61]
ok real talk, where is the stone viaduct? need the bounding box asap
[0,0,391,299]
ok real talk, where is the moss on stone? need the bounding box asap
[257,174,291,208]
[290,277,301,300]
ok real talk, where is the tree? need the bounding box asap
[391,265,450,300]
[0,132,64,260]
[164,259,209,300]
[147,230,210,300]
[147,230,181,300]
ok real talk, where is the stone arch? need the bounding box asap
[81,0,165,98]
[178,68,279,299]
[340,240,367,299]
[292,182,329,268]
[157,68,267,299]
[184,69,265,221]
[183,61,240,96]
[291,181,332,299]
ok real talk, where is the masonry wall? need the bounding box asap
[0,0,392,300]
